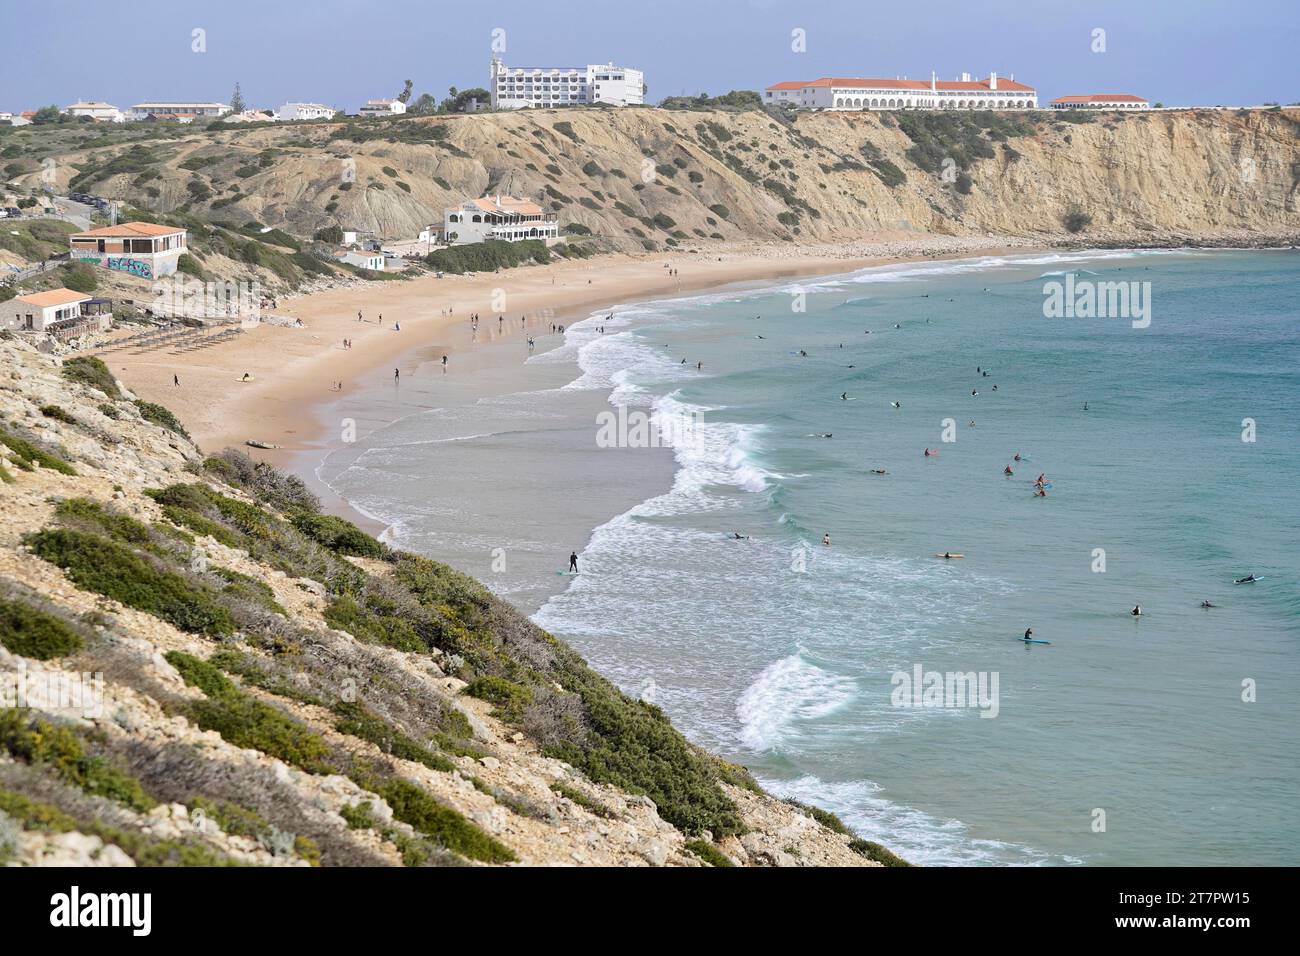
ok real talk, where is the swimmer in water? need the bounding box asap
[891,401,901,409]
[1200,600,1216,608]
[1004,465,1014,476]
[1013,453,1021,461]
[822,533,831,546]
[1132,604,1142,616]
[841,392,848,401]
[871,469,887,475]
[925,448,936,457]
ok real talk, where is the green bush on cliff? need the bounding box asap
[0,596,85,660]
[465,675,533,721]
[292,512,384,557]
[684,839,735,867]
[332,702,454,772]
[377,778,516,863]
[0,425,77,475]
[166,650,334,773]
[0,711,154,811]
[134,400,191,439]
[25,528,235,637]
[849,838,913,867]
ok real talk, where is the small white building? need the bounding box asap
[69,221,188,279]
[126,102,230,122]
[336,249,384,270]
[765,71,1038,111]
[0,112,31,126]
[358,98,406,117]
[444,195,559,245]
[6,288,94,333]
[278,102,336,121]
[65,101,123,122]
[489,58,645,109]
[1050,94,1150,111]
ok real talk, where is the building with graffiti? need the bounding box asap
[68,221,189,279]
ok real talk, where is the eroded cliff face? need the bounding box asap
[0,339,882,868]
[26,106,1298,251]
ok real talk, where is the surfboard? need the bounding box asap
[1234,576,1263,584]
[555,570,578,576]
[933,553,965,559]
[1021,638,1052,645]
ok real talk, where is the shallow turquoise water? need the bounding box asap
[529,249,1300,865]
[326,248,1300,865]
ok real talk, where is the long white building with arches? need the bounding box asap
[765,72,1038,111]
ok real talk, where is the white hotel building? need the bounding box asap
[1050,93,1150,110]
[765,72,1038,110]
[489,58,644,109]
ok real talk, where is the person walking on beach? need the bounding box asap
[394,368,400,382]
[442,355,448,371]
[357,311,362,322]
[569,551,579,573]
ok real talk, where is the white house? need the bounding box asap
[0,112,31,126]
[65,101,123,122]
[68,221,188,279]
[489,58,645,109]
[358,99,406,117]
[126,102,230,122]
[336,249,384,270]
[1050,94,1150,111]
[278,102,336,121]
[6,288,94,333]
[444,195,559,245]
[765,71,1038,110]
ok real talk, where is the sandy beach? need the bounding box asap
[94,236,1041,472]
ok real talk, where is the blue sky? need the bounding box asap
[2,0,1295,110]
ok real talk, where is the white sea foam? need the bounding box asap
[762,775,1083,867]
[735,654,857,752]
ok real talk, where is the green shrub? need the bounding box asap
[548,782,614,818]
[167,650,333,773]
[39,405,76,424]
[465,675,533,720]
[708,203,730,220]
[423,239,550,275]
[333,702,453,771]
[0,426,77,475]
[324,594,423,652]
[340,801,377,830]
[61,262,98,294]
[552,121,579,143]
[0,596,85,659]
[377,778,515,863]
[62,353,122,398]
[684,838,735,867]
[291,512,384,557]
[26,528,235,636]
[849,838,912,866]
[133,400,190,439]
[0,711,154,811]
[53,497,153,546]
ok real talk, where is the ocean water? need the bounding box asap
[322,249,1300,866]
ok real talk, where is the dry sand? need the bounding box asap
[95,237,1040,469]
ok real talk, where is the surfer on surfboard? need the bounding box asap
[569,551,578,573]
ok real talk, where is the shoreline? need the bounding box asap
[99,237,1045,455]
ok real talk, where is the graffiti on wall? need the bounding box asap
[106,257,153,279]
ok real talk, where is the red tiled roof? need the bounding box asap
[766,81,809,91]
[71,221,185,239]
[1050,93,1147,104]
[790,75,1035,92]
[14,288,91,308]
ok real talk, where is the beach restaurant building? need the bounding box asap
[765,72,1038,110]
[444,195,559,245]
[5,288,95,334]
[69,222,188,279]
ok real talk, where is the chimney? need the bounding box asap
[961,71,971,83]
[931,70,937,92]
[990,71,998,90]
